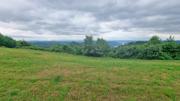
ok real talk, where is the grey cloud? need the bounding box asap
[0,0,180,40]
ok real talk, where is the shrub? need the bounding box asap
[16,40,31,48]
[162,42,179,59]
[142,45,162,59]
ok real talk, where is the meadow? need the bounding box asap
[0,47,179,101]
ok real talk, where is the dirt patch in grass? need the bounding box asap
[36,65,96,79]
[36,66,72,79]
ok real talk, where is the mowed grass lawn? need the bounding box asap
[0,47,180,101]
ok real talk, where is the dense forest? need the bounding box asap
[0,33,179,60]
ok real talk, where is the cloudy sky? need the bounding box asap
[0,0,180,41]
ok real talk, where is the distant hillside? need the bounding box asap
[29,41,82,47]
[177,40,180,44]
[29,40,133,47]
[29,40,180,47]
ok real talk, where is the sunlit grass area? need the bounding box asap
[0,47,179,101]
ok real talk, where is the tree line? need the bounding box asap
[111,36,180,60]
[0,33,179,60]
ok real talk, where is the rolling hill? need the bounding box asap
[0,47,179,101]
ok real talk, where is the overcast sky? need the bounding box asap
[0,0,180,41]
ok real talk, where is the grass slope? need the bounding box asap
[0,47,180,101]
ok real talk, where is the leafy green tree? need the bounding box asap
[83,36,110,57]
[69,42,83,55]
[83,36,95,56]
[166,35,175,42]
[0,33,16,48]
[0,34,4,46]
[148,35,161,44]
[62,45,74,53]
[96,38,110,56]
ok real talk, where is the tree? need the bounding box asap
[83,36,95,56]
[69,42,83,55]
[148,35,161,44]
[166,35,175,43]
[62,45,74,53]
[83,36,109,57]
[0,33,16,48]
[0,34,4,46]
[96,38,110,56]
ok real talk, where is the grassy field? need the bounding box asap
[0,47,180,101]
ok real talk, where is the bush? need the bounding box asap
[50,45,63,52]
[111,45,144,59]
[162,42,179,59]
[16,40,31,48]
[142,45,162,59]
[160,53,173,60]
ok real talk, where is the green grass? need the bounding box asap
[0,47,180,101]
